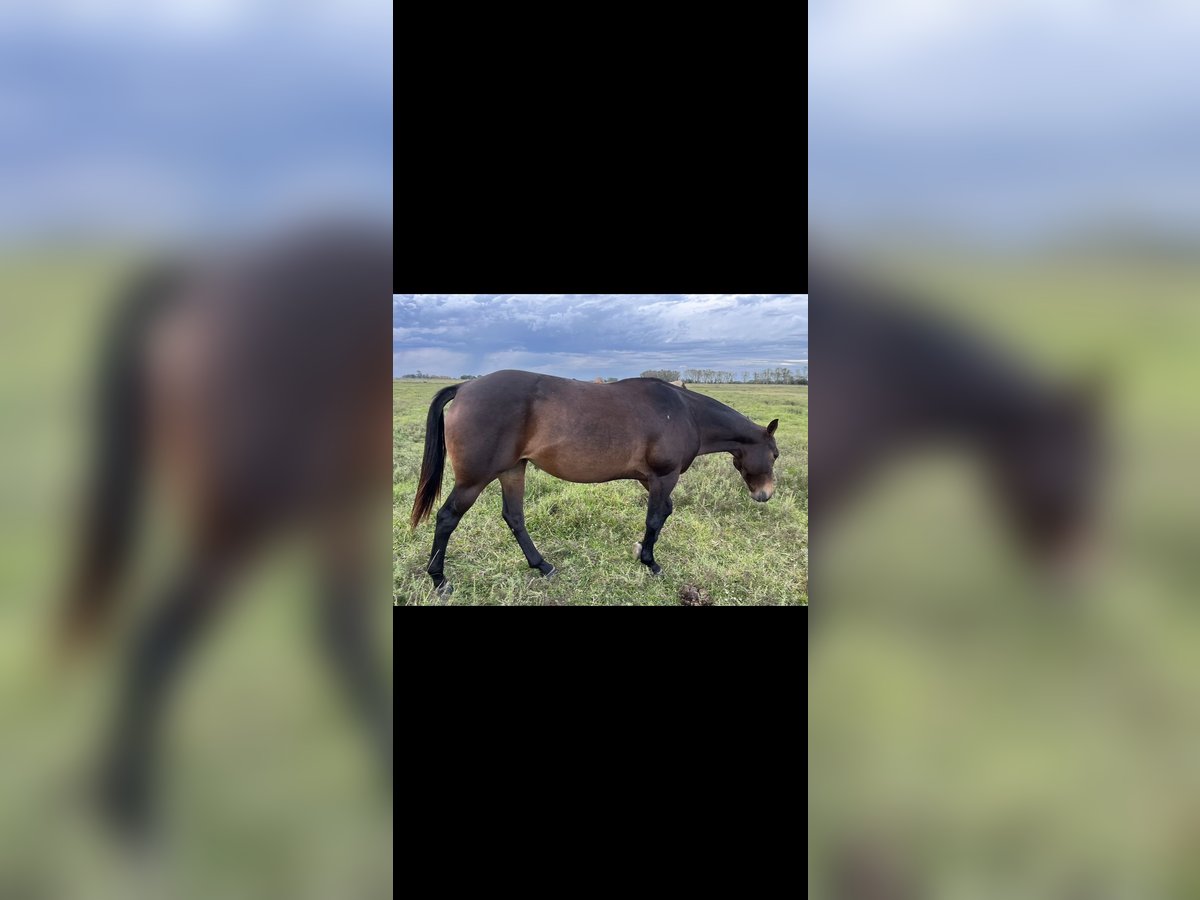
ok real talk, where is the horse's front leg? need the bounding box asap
[635,472,679,575]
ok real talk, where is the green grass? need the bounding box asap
[393,380,808,605]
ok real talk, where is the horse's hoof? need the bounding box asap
[649,565,663,577]
[634,541,642,558]
[435,581,453,599]
[541,565,557,579]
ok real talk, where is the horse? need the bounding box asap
[59,222,392,839]
[409,370,780,596]
[809,256,1104,576]
[670,379,687,388]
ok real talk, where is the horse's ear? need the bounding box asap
[766,418,778,435]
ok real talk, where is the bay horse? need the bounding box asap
[809,255,1105,575]
[409,370,780,596]
[59,223,392,839]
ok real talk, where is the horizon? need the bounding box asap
[391,370,807,382]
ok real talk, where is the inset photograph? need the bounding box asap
[393,294,807,605]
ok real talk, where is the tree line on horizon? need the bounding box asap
[640,367,807,385]
[395,367,807,384]
[395,372,477,380]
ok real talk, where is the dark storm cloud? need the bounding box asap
[392,294,808,379]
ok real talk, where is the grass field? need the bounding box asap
[393,380,808,605]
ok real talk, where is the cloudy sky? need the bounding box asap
[810,0,1200,241]
[0,1,391,239]
[393,294,808,380]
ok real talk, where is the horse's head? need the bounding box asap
[733,418,780,502]
[988,376,1105,577]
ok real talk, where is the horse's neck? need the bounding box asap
[693,399,757,454]
[915,357,1053,446]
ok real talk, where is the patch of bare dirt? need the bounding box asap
[678,584,713,606]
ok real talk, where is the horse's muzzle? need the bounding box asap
[752,489,773,503]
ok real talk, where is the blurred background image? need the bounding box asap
[0,3,392,898]
[811,1,1200,897]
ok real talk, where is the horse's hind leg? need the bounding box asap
[426,482,486,598]
[315,521,392,788]
[97,531,246,840]
[498,461,555,577]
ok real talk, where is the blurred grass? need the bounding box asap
[812,249,1200,897]
[394,380,808,605]
[0,252,391,899]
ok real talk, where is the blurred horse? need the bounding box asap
[809,256,1105,577]
[59,223,392,838]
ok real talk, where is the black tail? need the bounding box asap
[410,384,460,528]
[61,262,180,648]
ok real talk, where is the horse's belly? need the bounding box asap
[523,399,653,482]
[525,447,640,484]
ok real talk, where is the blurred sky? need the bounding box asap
[0,0,392,242]
[810,0,1200,243]
[392,294,809,379]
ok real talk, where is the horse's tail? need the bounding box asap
[410,384,460,528]
[61,262,180,652]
